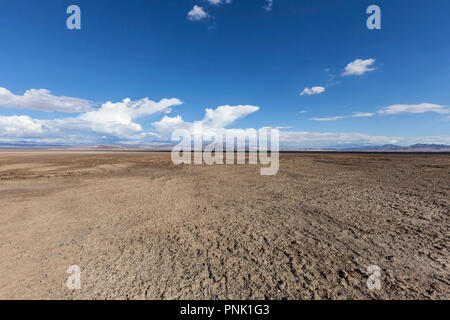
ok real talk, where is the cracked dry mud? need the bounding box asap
[0,151,448,299]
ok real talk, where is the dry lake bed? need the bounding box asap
[0,151,448,299]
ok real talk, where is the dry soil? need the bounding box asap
[0,151,448,299]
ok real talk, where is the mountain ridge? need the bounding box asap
[1,142,449,151]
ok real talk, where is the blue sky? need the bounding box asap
[0,0,449,147]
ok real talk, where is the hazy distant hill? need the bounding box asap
[82,145,134,150]
[1,142,449,152]
[340,144,450,151]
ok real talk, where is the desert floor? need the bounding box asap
[0,151,448,299]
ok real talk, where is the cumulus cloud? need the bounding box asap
[342,59,376,76]
[0,100,260,145]
[152,115,187,137]
[0,115,44,137]
[71,97,182,138]
[202,105,259,128]
[81,97,181,124]
[300,86,325,96]
[1,92,449,148]
[0,97,183,144]
[0,87,93,113]
[153,105,259,140]
[187,5,209,21]
[263,0,274,11]
[378,103,450,115]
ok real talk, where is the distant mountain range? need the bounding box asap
[1,142,449,152]
[337,144,450,151]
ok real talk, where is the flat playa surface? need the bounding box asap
[0,151,448,299]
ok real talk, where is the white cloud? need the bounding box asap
[152,115,190,139]
[352,112,376,118]
[153,105,259,140]
[187,5,209,21]
[263,0,274,11]
[1,93,449,148]
[0,97,183,144]
[300,86,325,96]
[310,116,345,121]
[342,59,376,76]
[67,97,182,139]
[207,0,232,5]
[202,105,259,128]
[310,112,375,121]
[310,103,450,122]
[0,115,44,137]
[378,103,450,115]
[0,87,92,113]
[80,97,181,124]
[0,101,258,145]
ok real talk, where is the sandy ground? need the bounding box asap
[0,151,448,300]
